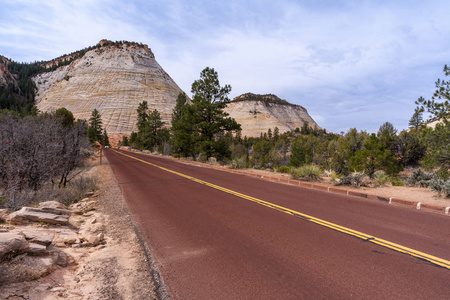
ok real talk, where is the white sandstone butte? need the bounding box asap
[34,40,184,135]
[225,94,320,137]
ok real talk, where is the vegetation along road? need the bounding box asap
[105,148,450,299]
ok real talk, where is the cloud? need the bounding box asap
[1,0,450,133]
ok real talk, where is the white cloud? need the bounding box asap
[1,0,450,132]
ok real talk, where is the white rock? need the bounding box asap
[7,207,70,225]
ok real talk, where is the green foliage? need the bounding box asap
[349,134,402,177]
[416,65,450,122]
[408,107,424,131]
[418,123,450,173]
[252,140,276,168]
[289,164,322,181]
[406,169,449,198]
[414,64,450,173]
[121,136,129,146]
[373,170,389,186]
[337,172,370,188]
[102,129,110,147]
[406,169,434,186]
[134,105,169,152]
[428,178,450,198]
[54,107,75,127]
[136,101,149,131]
[394,130,426,166]
[229,157,247,169]
[289,137,308,167]
[171,68,240,160]
[377,121,397,151]
[277,166,291,173]
[87,109,103,144]
[171,94,197,157]
[390,177,405,186]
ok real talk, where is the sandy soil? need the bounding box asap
[0,157,157,299]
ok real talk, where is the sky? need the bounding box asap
[1,0,449,133]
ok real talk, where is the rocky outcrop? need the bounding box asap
[7,207,71,225]
[34,41,184,135]
[0,199,106,286]
[225,94,319,137]
[0,56,16,87]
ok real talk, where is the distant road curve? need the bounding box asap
[105,149,450,300]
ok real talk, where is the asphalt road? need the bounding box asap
[105,149,450,299]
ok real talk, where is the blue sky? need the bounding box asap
[1,0,449,133]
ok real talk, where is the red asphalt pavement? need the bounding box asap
[105,149,450,299]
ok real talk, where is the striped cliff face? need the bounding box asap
[224,99,320,137]
[34,41,184,135]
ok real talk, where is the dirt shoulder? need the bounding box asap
[0,156,157,299]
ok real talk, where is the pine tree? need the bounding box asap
[172,67,241,160]
[87,109,103,143]
[408,106,424,131]
[136,101,149,131]
[102,129,110,146]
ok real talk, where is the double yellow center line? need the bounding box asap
[113,150,450,270]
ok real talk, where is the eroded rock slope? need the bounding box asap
[34,41,184,135]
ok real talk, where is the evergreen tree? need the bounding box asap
[172,67,240,160]
[122,136,129,146]
[171,92,188,125]
[290,138,307,167]
[54,107,75,127]
[415,65,450,175]
[87,109,103,143]
[408,107,424,131]
[273,126,279,141]
[139,109,165,149]
[350,134,402,177]
[377,121,397,151]
[136,101,149,131]
[102,129,110,147]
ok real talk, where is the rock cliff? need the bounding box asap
[34,41,184,135]
[225,93,319,137]
[28,41,319,137]
[0,56,16,87]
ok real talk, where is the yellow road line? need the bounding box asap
[113,149,450,270]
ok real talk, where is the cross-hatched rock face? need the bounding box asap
[224,100,319,137]
[34,42,184,135]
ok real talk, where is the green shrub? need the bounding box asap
[337,172,370,187]
[290,164,321,181]
[429,178,450,198]
[229,157,247,169]
[330,171,340,182]
[390,178,405,186]
[277,166,290,173]
[406,169,434,186]
[374,170,389,186]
